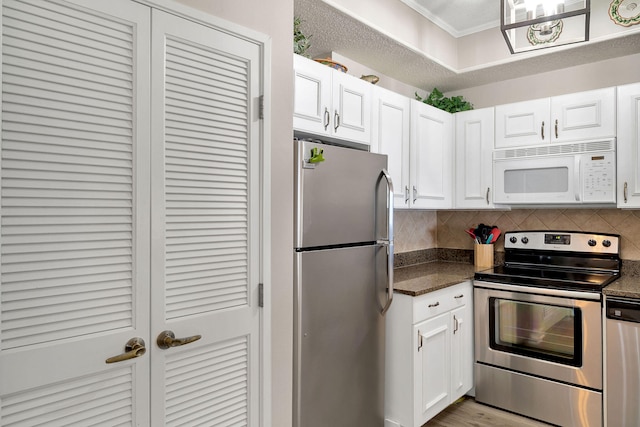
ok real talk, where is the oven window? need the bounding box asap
[489,298,582,366]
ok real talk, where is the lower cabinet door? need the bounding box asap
[450,304,473,400]
[414,312,451,425]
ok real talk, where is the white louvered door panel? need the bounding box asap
[150,10,261,426]
[0,0,151,425]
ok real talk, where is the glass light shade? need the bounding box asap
[501,0,590,54]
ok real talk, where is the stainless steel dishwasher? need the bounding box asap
[606,296,640,426]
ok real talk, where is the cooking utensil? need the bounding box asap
[490,227,501,243]
[465,228,476,240]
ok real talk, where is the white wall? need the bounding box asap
[450,52,640,107]
[324,0,458,69]
[172,1,294,426]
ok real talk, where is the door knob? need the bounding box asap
[157,330,202,349]
[105,337,146,364]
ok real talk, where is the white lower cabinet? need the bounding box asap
[385,281,474,427]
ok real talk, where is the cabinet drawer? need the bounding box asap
[413,288,454,323]
[450,282,472,309]
[412,282,472,323]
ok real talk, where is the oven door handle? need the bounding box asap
[473,280,602,301]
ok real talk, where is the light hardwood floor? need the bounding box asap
[424,397,551,427]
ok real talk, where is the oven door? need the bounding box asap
[474,282,602,389]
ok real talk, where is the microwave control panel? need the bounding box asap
[582,152,615,203]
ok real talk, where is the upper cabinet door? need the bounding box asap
[410,100,453,209]
[372,87,411,208]
[495,98,550,148]
[332,70,372,144]
[455,108,495,209]
[496,88,616,149]
[293,55,332,136]
[617,82,640,208]
[551,87,616,143]
[293,55,371,146]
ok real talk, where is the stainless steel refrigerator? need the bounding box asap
[293,139,394,427]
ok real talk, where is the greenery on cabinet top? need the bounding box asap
[416,88,473,113]
[294,16,311,57]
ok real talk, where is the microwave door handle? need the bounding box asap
[574,156,581,201]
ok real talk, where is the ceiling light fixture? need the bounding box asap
[501,0,591,54]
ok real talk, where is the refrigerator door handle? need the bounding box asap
[377,169,394,315]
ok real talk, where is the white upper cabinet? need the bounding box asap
[293,54,371,146]
[617,82,640,208]
[371,86,411,208]
[410,100,454,209]
[551,87,616,142]
[495,87,616,148]
[455,108,495,209]
[495,97,550,148]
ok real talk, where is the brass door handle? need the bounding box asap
[105,337,146,364]
[157,330,202,350]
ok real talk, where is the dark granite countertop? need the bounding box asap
[603,261,640,299]
[394,261,477,297]
[603,276,640,299]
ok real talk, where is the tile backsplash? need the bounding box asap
[395,208,640,260]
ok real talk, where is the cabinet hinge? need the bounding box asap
[258,95,264,120]
[258,283,264,307]
[417,330,423,351]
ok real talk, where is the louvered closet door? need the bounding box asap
[150,10,261,426]
[0,0,151,425]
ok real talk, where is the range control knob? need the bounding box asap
[603,240,612,248]
[509,236,517,244]
[588,239,597,247]
[521,237,529,244]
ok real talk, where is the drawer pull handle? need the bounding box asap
[428,302,440,308]
[454,294,464,299]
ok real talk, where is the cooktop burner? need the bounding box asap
[474,230,621,293]
[474,264,619,292]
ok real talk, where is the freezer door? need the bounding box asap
[295,139,390,248]
[293,245,388,427]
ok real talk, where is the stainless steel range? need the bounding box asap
[474,230,620,427]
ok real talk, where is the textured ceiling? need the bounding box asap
[294,0,640,92]
[400,0,499,36]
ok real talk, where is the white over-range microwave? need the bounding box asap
[493,138,616,205]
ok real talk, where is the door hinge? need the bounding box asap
[258,283,264,307]
[258,95,264,120]
[417,330,423,351]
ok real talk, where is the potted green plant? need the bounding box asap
[415,88,473,113]
[294,16,311,57]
